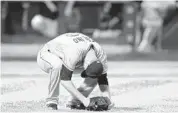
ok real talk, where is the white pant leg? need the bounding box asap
[83,49,98,70]
[43,17,58,38]
[37,48,62,105]
[31,14,58,38]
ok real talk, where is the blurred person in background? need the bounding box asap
[137,0,178,53]
[21,2,30,32]
[2,1,31,35]
[1,1,8,34]
[92,1,123,39]
[64,1,81,32]
[2,1,21,35]
[31,1,59,39]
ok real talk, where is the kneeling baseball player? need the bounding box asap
[37,32,114,111]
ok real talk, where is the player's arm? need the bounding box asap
[60,65,90,107]
[44,1,58,12]
[64,1,76,17]
[98,73,111,99]
[98,73,114,109]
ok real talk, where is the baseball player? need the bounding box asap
[37,32,114,110]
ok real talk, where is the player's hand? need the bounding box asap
[102,96,115,109]
[100,97,115,110]
[66,98,85,110]
[86,96,112,111]
[108,102,115,110]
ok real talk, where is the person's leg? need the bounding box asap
[37,49,63,108]
[31,15,46,35]
[43,17,58,38]
[138,26,159,52]
[4,8,15,34]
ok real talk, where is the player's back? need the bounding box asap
[42,32,107,71]
[44,33,95,62]
[47,33,92,50]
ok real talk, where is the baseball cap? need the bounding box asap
[85,60,103,78]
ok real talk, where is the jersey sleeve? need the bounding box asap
[92,42,108,74]
[101,57,108,74]
[62,49,81,71]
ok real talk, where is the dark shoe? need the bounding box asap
[47,103,58,110]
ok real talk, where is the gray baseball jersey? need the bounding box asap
[43,33,108,74]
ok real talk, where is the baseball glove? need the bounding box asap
[86,96,111,111]
[67,97,112,111]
